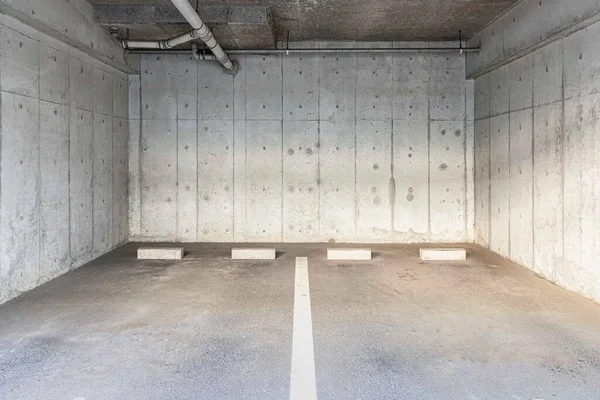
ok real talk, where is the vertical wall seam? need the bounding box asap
[195,58,200,242]
[463,71,468,241]
[280,54,284,242]
[487,74,492,248]
[531,49,536,270]
[36,38,41,283]
[175,56,179,242]
[390,117,395,232]
[474,89,478,244]
[426,55,432,238]
[136,77,142,241]
[560,41,565,263]
[244,57,248,242]
[67,56,72,268]
[316,56,321,238]
[139,57,145,240]
[427,99,431,238]
[91,68,96,259]
[390,52,395,232]
[353,51,358,240]
[232,69,236,241]
[507,71,511,260]
[110,91,115,249]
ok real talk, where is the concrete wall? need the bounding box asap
[0,14,129,305]
[466,0,600,79]
[473,21,600,303]
[130,42,475,243]
[0,0,132,74]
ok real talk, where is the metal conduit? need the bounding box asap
[128,46,480,55]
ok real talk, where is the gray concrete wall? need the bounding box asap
[0,14,129,305]
[0,0,132,74]
[130,42,475,243]
[474,21,600,303]
[466,0,600,78]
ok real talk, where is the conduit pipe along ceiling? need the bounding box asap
[129,46,481,56]
[118,0,238,74]
[116,0,480,71]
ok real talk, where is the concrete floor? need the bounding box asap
[1,244,600,399]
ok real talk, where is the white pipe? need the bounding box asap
[117,0,236,73]
[191,43,217,61]
[169,0,234,71]
[122,40,162,49]
[122,31,195,50]
[165,31,197,48]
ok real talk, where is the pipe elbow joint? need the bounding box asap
[109,28,124,47]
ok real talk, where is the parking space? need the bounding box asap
[1,244,600,399]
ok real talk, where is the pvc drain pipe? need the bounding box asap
[116,0,237,74]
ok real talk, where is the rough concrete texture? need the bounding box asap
[1,243,600,399]
[467,0,600,78]
[88,0,518,43]
[95,4,271,25]
[473,20,600,303]
[95,4,276,49]
[0,0,131,74]
[130,42,475,243]
[0,15,130,305]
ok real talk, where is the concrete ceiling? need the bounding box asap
[92,0,519,49]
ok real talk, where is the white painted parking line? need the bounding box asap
[290,257,317,400]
